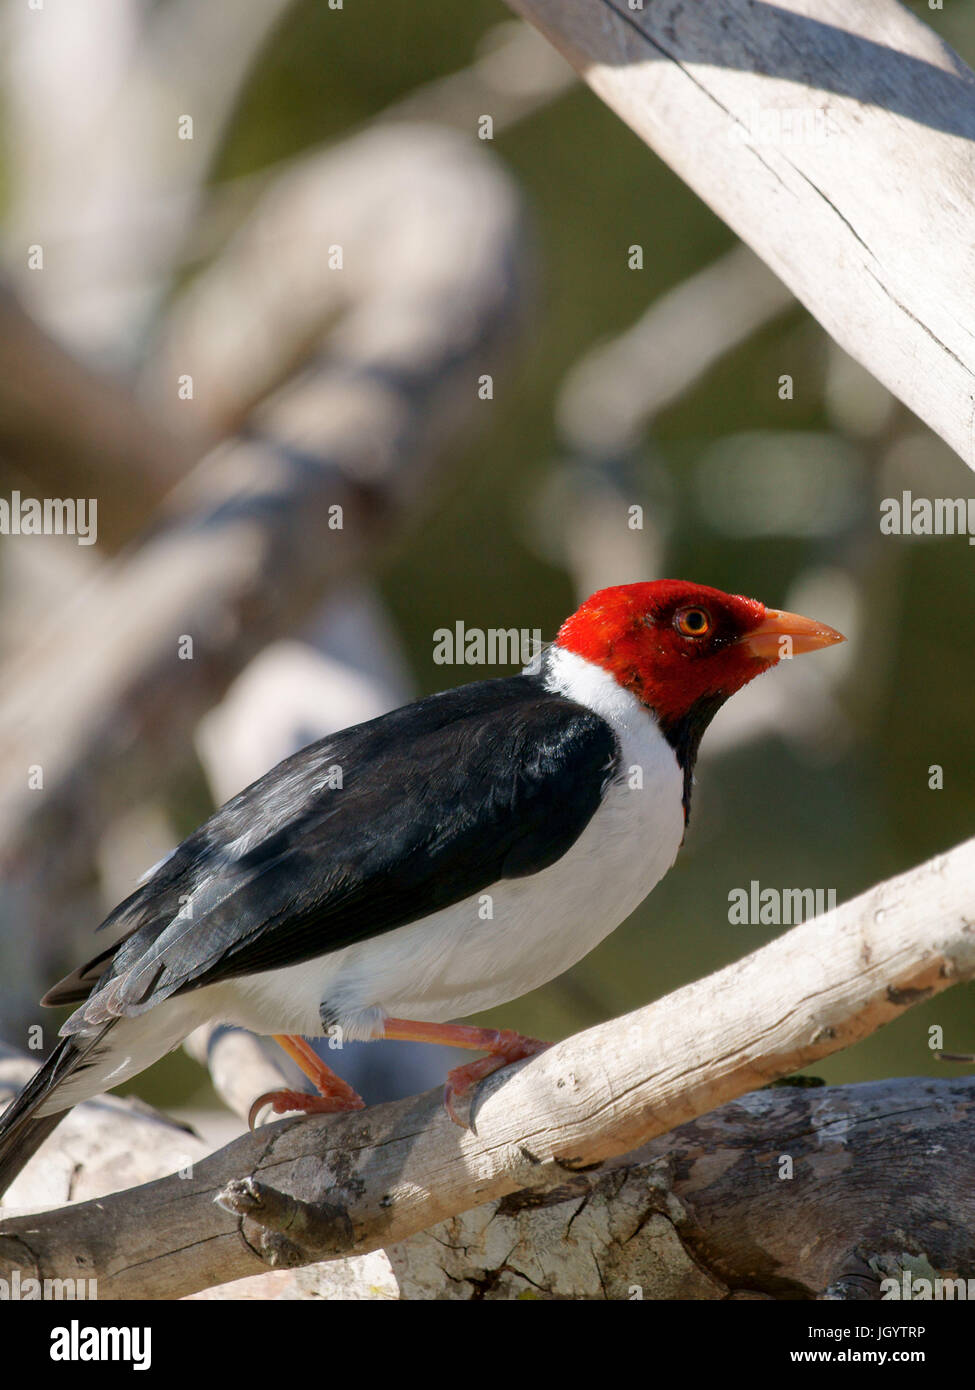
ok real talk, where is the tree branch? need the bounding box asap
[504,0,975,467]
[379,1075,975,1300]
[0,1044,209,1213]
[1,835,972,1298]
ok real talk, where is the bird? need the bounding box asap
[0,580,843,1196]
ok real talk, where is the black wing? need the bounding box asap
[56,675,619,1030]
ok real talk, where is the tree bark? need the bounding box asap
[504,0,975,467]
[2,835,972,1298]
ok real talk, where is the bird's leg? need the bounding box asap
[248,1034,365,1130]
[381,1018,550,1124]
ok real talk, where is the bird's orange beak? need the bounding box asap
[739,608,845,661]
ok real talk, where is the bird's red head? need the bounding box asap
[556,580,844,730]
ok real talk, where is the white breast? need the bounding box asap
[220,649,686,1040]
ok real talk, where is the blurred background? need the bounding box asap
[0,0,973,1136]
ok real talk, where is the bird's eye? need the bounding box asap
[674,607,711,638]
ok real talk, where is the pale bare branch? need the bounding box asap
[1,837,972,1298]
[504,0,975,467]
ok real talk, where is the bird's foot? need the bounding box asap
[443,1031,550,1125]
[248,1033,365,1129]
[247,1085,364,1131]
[381,1018,550,1127]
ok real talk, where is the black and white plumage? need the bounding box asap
[0,580,843,1194]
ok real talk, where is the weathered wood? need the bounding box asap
[382,1076,975,1300]
[0,1046,209,1213]
[1,837,972,1298]
[505,0,975,467]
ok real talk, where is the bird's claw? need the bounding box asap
[442,1033,550,1129]
[247,1087,365,1131]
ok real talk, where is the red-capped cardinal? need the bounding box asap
[0,581,843,1193]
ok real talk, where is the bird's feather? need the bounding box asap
[55,675,619,1032]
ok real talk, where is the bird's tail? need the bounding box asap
[0,1033,105,1199]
